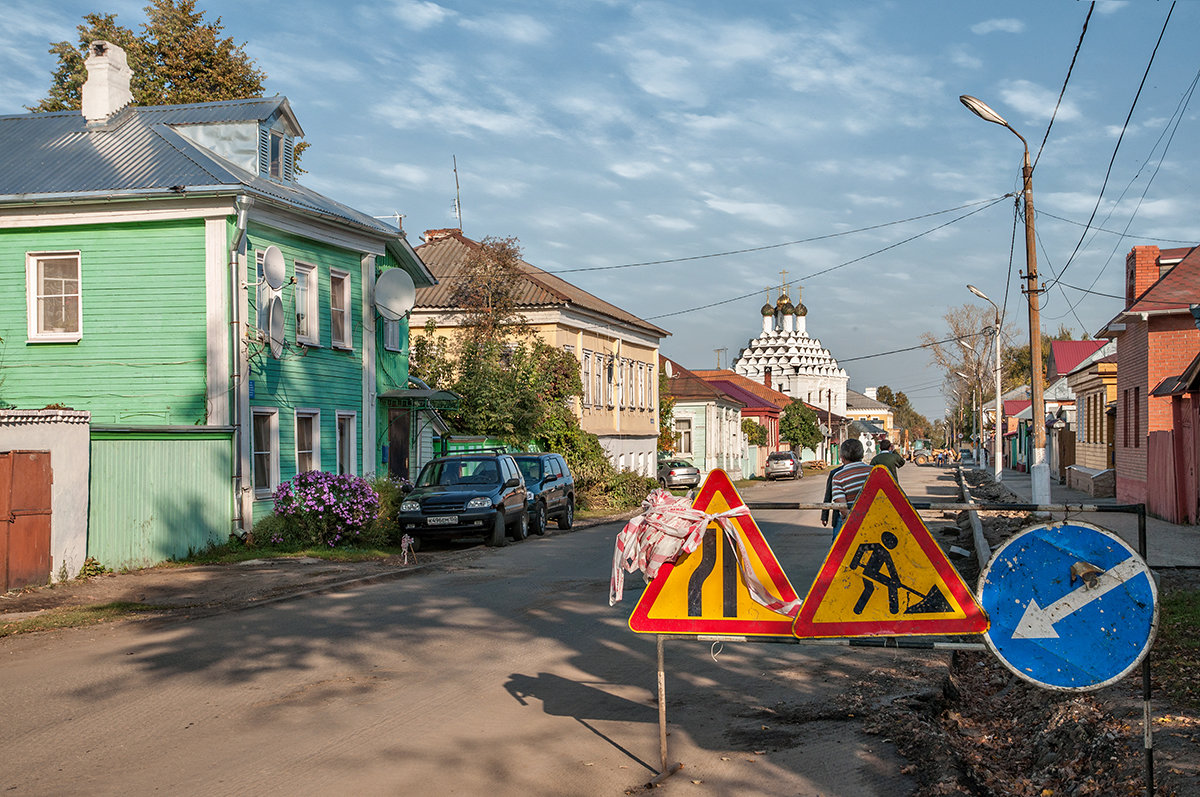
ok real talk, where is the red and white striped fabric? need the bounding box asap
[609,488,800,618]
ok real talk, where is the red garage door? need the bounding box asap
[0,451,52,592]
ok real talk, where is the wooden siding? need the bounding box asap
[244,225,365,520]
[0,219,210,423]
[88,430,232,569]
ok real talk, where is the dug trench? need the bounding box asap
[801,469,1192,797]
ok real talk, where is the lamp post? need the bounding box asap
[956,370,980,467]
[968,284,1003,482]
[960,94,1049,506]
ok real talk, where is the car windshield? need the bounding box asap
[515,458,542,483]
[416,458,501,488]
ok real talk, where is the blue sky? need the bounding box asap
[3,1,1198,420]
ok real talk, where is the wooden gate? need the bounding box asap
[1056,428,1076,482]
[0,451,53,592]
[1147,430,1183,523]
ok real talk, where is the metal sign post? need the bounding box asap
[645,635,683,787]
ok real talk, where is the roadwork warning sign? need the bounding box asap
[793,466,988,638]
[628,469,800,637]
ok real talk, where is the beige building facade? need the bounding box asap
[412,229,668,476]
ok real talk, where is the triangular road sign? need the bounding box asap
[629,469,800,637]
[793,466,988,638]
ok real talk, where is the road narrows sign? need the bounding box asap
[978,521,1157,691]
[628,469,800,637]
[792,466,989,639]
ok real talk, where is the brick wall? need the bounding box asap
[1148,315,1200,430]
[1125,246,1161,307]
[1114,319,1148,503]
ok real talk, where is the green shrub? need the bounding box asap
[371,475,414,544]
[76,557,109,579]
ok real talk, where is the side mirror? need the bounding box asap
[401,482,414,494]
[505,476,521,488]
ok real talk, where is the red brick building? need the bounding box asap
[1099,245,1200,520]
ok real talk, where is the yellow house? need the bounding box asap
[844,388,896,441]
[412,229,669,476]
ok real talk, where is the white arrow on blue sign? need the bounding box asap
[978,521,1157,691]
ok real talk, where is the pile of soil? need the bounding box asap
[854,469,1190,796]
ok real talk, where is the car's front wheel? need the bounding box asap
[510,510,529,542]
[530,501,547,536]
[557,497,574,530]
[487,512,508,547]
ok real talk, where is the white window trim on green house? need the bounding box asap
[252,407,280,499]
[25,250,82,343]
[294,261,319,345]
[336,411,357,475]
[330,268,351,349]
[674,417,693,456]
[295,408,320,472]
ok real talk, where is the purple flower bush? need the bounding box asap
[270,470,383,548]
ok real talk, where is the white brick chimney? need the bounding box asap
[82,41,132,123]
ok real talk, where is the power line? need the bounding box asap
[1044,1,1176,292]
[646,197,1007,321]
[537,196,1009,274]
[1032,2,1094,172]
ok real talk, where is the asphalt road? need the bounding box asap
[0,464,963,796]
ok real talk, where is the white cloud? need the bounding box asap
[609,161,660,179]
[459,14,552,45]
[998,80,1081,123]
[383,163,434,188]
[948,46,982,70]
[391,1,455,31]
[971,18,1024,35]
[645,214,696,232]
[702,194,794,228]
[1095,1,1128,14]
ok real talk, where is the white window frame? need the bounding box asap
[674,417,693,456]
[336,411,357,476]
[294,261,319,345]
[582,350,593,406]
[252,408,280,499]
[295,409,321,473]
[606,357,615,407]
[26,251,82,343]
[329,268,352,350]
[269,130,285,179]
[383,318,401,352]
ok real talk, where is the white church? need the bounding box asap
[732,285,850,416]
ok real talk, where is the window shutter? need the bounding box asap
[258,127,270,176]
[283,137,295,181]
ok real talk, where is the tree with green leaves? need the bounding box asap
[450,236,533,345]
[657,365,676,453]
[30,1,266,112]
[742,418,767,447]
[779,402,821,451]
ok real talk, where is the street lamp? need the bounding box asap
[968,284,1003,483]
[960,94,1049,506]
[956,345,983,467]
[955,370,979,467]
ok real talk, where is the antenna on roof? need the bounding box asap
[452,155,463,230]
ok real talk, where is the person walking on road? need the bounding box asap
[828,439,872,536]
[870,438,905,482]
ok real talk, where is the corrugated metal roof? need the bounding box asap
[1048,340,1108,380]
[414,230,669,339]
[0,97,397,240]
[690,369,794,409]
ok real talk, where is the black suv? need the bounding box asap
[398,453,528,548]
[512,453,575,535]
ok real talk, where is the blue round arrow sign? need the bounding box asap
[978,521,1157,691]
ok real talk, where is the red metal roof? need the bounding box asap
[1048,340,1107,380]
[1003,399,1031,415]
[705,380,779,411]
[689,369,793,409]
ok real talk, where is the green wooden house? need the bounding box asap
[0,42,434,570]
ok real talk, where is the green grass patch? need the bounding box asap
[176,542,407,565]
[1152,590,1200,710]
[0,602,170,638]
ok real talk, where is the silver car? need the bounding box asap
[764,451,802,480]
[658,458,701,489]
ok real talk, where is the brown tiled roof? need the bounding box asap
[413,229,669,338]
[690,369,793,409]
[660,356,744,406]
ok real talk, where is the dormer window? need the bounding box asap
[259,125,294,182]
[269,131,284,179]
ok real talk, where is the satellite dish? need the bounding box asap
[262,245,286,291]
[375,268,416,321]
[663,360,673,378]
[268,295,284,358]
[819,423,831,437]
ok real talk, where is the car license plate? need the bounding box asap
[427,515,457,526]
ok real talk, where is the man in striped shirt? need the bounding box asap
[830,438,872,535]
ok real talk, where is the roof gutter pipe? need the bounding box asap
[230,194,252,536]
